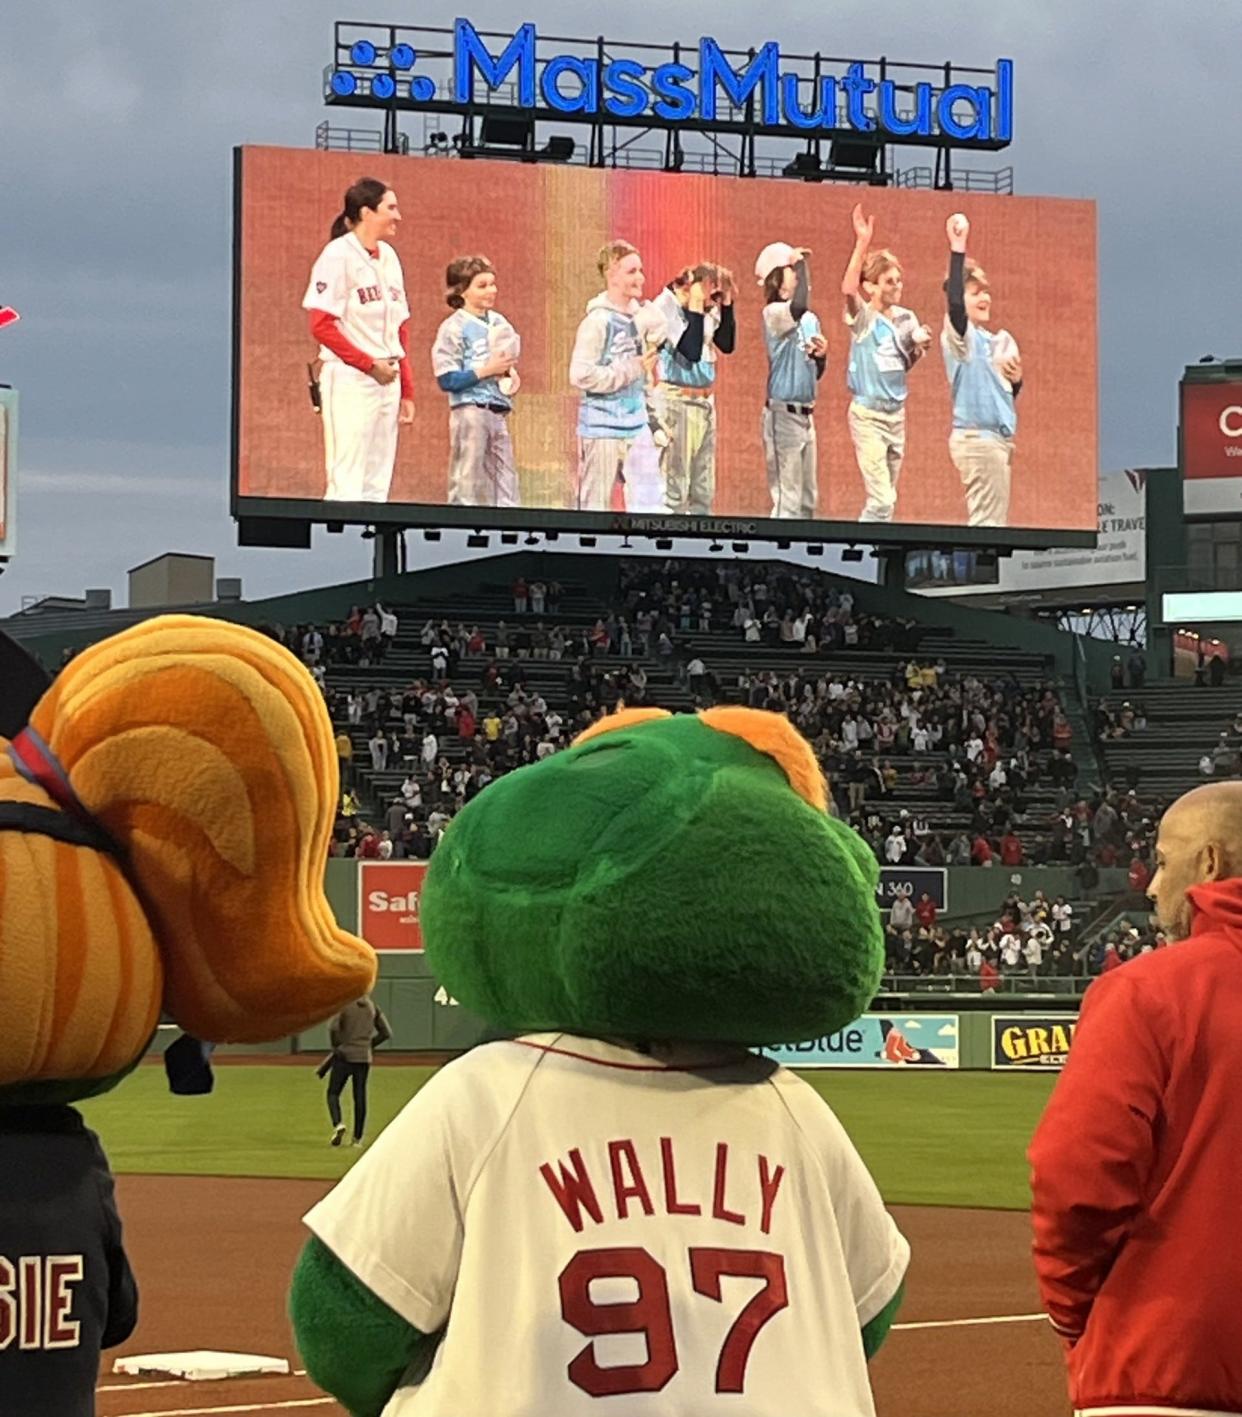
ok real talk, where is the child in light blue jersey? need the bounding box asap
[569,240,661,512]
[757,243,827,520]
[841,205,933,523]
[941,213,1023,527]
[431,255,521,507]
[651,262,737,516]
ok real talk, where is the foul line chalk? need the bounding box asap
[895,1312,1049,1331]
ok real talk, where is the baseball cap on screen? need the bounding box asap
[754,241,798,284]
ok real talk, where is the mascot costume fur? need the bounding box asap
[291,704,908,1415]
[0,618,376,1415]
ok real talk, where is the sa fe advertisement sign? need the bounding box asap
[358,861,429,952]
[761,1014,959,1069]
[991,1014,1078,1070]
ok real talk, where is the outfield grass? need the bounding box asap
[80,1065,1056,1211]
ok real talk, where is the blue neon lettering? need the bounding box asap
[937,83,991,140]
[541,53,599,113]
[651,61,696,121]
[995,59,1014,142]
[877,80,933,137]
[699,38,780,125]
[842,62,876,132]
[779,73,837,130]
[453,19,536,107]
[439,24,1012,142]
[602,58,647,118]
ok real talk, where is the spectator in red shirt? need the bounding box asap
[1029,781,1242,1415]
[457,705,476,741]
[979,958,1000,992]
[1100,941,1122,972]
[999,831,1024,866]
[1128,855,1150,894]
[915,893,937,930]
[971,833,994,866]
[357,827,381,859]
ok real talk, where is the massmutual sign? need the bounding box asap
[450,20,1014,140]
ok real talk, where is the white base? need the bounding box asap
[113,1350,290,1381]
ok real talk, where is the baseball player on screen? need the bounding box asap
[651,263,737,516]
[941,214,1023,527]
[431,255,522,508]
[840,204,932,523]
[302,177,414,503]
[756,244,827,520]
[569,241,661,512]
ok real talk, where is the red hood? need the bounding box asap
[1189,877,1242,936]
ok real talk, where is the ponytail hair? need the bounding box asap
[445,254,494,309]
[0,616,376,1089]
[329,176,391,240]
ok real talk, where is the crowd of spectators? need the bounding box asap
[617,560,927,657]
[1198,708,1242,778]
[277,568,1164,924]
[266,604,399,680]
[882,883,1165,985]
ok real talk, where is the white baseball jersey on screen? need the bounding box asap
[303,233,409,363]
[304,1032,908,1417]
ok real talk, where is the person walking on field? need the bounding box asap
[325,994,391,1148]
[1029,779,1242,1417]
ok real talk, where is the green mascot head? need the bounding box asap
[421,706,883,1045]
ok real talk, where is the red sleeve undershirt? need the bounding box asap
[398,319,413,399]
[308,311,414,401]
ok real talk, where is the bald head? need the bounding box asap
[1150,781,1242,940]
[1161,782,1242,859]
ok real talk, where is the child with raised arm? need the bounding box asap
[841,204,932,523]
[651,262,737,515]
[757,243,827,520]
[942,213,1022,527]
[431,256,521,507]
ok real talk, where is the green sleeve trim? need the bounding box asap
[861,1280,905,1361]
[289,1236,439,1417]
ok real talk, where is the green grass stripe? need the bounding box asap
[80,1065,1056,1209]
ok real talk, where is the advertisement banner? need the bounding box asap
[991,1013,1078,1070]
[878,867,947,911]
[357,860,430,952]
[761,1013,959,1069]
[1182,378,1242,516]
[909,467,1147,596]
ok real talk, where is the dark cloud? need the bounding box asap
[2,0,1240,611]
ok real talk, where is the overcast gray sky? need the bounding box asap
[2,0,1239,614]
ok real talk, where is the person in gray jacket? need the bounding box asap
[324,995,391,1147]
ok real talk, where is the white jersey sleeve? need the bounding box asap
[303,240,349,318]
[773,1070,909,1326]
[302,1046,536,1334]
[763,301,798,340]
[380,243,411,328]
[431,312,466,379]
[844,301,876,341]
[569,307,642,395]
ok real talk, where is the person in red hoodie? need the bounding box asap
[1029,780,1242,1417]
